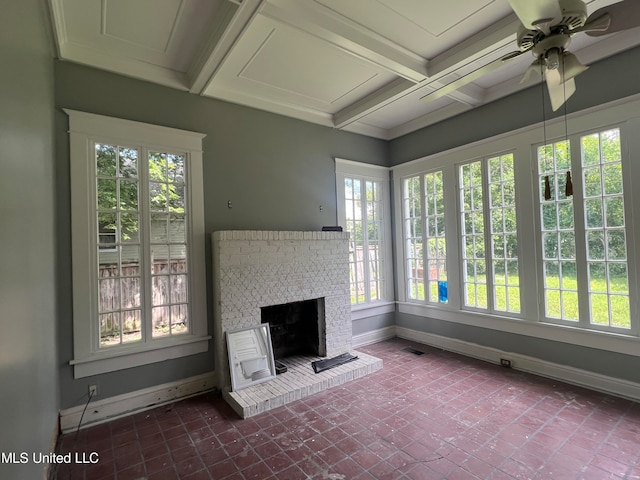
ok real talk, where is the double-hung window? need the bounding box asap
[460,153,520,314]
[537,128,631,330]
[67,110,209,378]
[402,171,448,303]
[336,159,393,317]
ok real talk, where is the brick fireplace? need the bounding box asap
[211,231,382,417]
[212,231,352,388]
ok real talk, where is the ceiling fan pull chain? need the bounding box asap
[565,171,573,197]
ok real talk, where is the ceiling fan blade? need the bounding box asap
[546,72,576,111]
[421,52,522,104]
[572,13,611,34]
[507,0,562,31]
[560,52,588,83]
[520,59,542,84]
[585,0,640,37]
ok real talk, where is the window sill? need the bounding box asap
[71,335,211,379]
[351,301,396,321]
[398,301,640,358]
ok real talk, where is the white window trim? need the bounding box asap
[335,158,395,317]
[391,94,640,357]
[66,109,210,378]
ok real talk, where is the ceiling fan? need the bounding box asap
[422,0,640,111]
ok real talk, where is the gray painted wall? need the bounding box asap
[352,312,395,337]
[390,45,640,383]
[0,1,59,479]
[54,61,389,408]
[396,312,640,384]
[390,45,640,165]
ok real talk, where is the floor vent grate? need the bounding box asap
[402,347,425,356]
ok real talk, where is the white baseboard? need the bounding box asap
[396,326,640,402]
[353,326,397,348]
[59,372,216,433]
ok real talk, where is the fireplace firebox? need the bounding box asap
[261,298,325,359]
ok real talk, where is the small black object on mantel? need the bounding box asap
[322,226,343,232]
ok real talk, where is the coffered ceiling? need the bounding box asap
[48,0,640,139]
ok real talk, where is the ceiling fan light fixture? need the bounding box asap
[545,47,561,70]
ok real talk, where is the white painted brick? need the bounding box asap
[212,230,353,397]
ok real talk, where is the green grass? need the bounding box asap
[405,275,630,328]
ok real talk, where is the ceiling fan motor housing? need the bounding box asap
[517,0,588,51]
[557,0,588,29]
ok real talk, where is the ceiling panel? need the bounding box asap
[204,15,397,113]
[378,0,496,37]
[103,0,182,52]
[239,26,381,104]
[59,0,225,71]
[314,0,512,58]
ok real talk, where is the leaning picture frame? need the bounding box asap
[226,323,276,391]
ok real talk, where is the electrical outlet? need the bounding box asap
[500,358,512,368]
[88,384,98,397]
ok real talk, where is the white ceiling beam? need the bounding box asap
[427,14,520,79]
[333,78,418,128]
[189,0,264,94]
[387,102,474,140]
[260,0,428,82]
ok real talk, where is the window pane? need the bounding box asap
[365,181,384,303]
[95,144,142,348]
[581,128,629,329]
[424,172,447,303]
[148,151,191,337]
[96,144,117,176]
[152,306,170,338]
[119,148,138,178]
[538,140,577,321]
[345,176,364,305]
[404,176,424,300]
[460,162,486,309]
[344,176,385,305]
[122,310,142,343]
[488,154,519,313]
[100,313,120,347]
[97,179,117,210]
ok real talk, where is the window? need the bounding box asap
[67,109,209,378]
[538,140,578,320]
[393,95,640,354]
[344,178,383,304]
[336,159,393,316]
[403,175,424,301]
[402,171,448,303]
[582,129,629,328]
[537,128,630,329]
[459,153,520,313]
